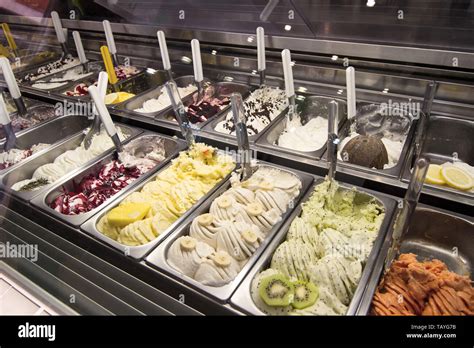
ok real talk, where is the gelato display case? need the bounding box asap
[0,0,473,319]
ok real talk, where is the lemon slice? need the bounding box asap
[440,166,473,191]
[105,92,118,105]
[425,164,446,186]
[116,92,135,103]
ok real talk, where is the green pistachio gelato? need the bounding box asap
[251,179,385,315]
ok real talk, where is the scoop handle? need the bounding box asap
[100,45,118,85]
[89,85,117,139]
[281,49,294,99]
[157,30,171,71]
[1,23,18,54]
[256,27,266,86]
[51,11,66,44]
[191,39,203,83]
[102,20,116,55]
[346,66,356,119]
[72,31,88,64]
[0,57,26,115]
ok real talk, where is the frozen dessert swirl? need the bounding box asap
[251,179,385,315]
[372,253,474,316]
[19,55,81,83]
[214,87,287,135]
[0,143,50,170]
[167,166,302,287]
[96,143,235,246]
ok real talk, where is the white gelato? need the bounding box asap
[134,84,197,114]
[166,166,302,287]
[31,68,94,90]
[11,127,127,192]
[278,116,328,152]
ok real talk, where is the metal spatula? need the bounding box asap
[384,157,430,271]
[327,100,340,184]
[165,80,195,147]
[231,92,254,180]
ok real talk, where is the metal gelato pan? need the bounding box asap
[80,150,236,260]
[230,180,397,315]
[23,61,103,92]
[330,102,417,179]
[356,205,474,315]
[0,123,141,202]
[0,104,58,141]
[145,163,314,303]
[401,115,474,201]
[256,96,347,160]
[10,50,60,73]
[157,81,251,129]
[202,87,288,144]
[31,133,187,228]
[119,75,207,119]
[0,114,91,176]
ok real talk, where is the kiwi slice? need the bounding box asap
[291,280,319,309]
[259,274,294,307]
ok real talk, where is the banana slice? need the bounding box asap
[180,236,197,251]
[259,180,274,190]
[197,213,214,226]
[242,230,258,244]
[217,196,232,208]
[245,202,263,216]
[213,251,232,267]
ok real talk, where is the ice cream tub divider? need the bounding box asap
[118,75,210,119]
[156,81,252,129]
[327,101,418,179]
[30,133,188,228]
[255,95,348,161]
[0,123,141,202]
[145,162,314,303]
[355,205,474,315]
[80,149,237,260]
[0,114,91,176]
[230,179,397,315]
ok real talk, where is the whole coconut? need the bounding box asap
[341,135,389,169]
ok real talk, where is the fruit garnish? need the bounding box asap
[425,164,446,186]
[107,202,151,227]
[180,236,197,251]
[213,251,231,267]
[441,166,473,191]
[259,273,294,307]
[197,213,213,226]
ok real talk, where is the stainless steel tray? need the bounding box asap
[0,104,58,140]
[326,101,417,179]
[401,115,474,201]
[31,133,187,227]
[23,61,103,92]
[230,180,397,315]
[55,67,163,104]
[256,95,347,160]
[201,86,287,143]
[145,162,314,303]
[0,123,141,202]
[10,50,61,73]
[118,75,205,119]
[15,55,83,84]
[157,81,251,129]
[0,114,91,176]
[80,150,236,260]
[356,205,474,315]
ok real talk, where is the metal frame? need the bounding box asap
[3,15,474,70]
